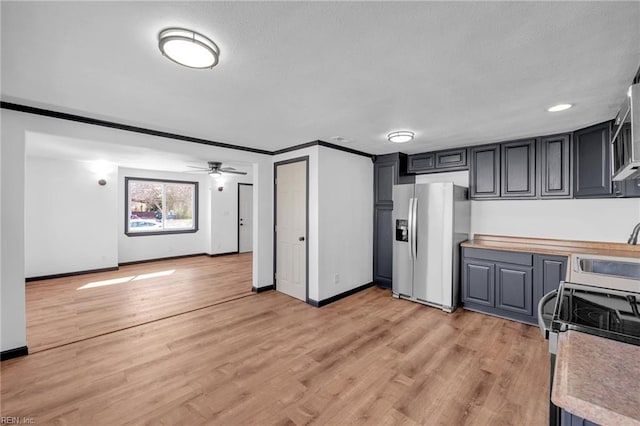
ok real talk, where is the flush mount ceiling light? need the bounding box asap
[547,103,573,112]
[158,28,219,69]
[387,131,414,143]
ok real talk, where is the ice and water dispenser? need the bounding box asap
[395,219,408,242]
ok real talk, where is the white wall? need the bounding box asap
[118,167,210,263]
[0,110,273,352]
[210,175,253,255]
[1,110,27,352]
[317,146,373,300]
[471,198,640,242]
[273,146,374,302]
[25,157,118,277]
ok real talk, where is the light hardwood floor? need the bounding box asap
[3,285,549,425]
[26,254,253,352]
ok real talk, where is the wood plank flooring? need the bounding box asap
[3,286,550,425]
[26,254,252,352]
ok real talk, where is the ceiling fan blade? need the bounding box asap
[186,165,211,170]
[221,170,247,175]
[219,167,236,171]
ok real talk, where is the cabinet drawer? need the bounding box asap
[407,153,435,173]
[463,248,533,266]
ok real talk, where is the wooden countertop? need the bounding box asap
[461,234,640,258]
[552,331,640,426]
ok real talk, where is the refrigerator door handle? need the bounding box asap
[407,197,414,260]
[412,197,418,259]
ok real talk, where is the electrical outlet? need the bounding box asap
[334,273,340,284]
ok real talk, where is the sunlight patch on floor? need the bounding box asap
[77,270,176,290]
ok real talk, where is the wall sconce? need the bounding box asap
[98,179,107,186]
[218,186,224,192]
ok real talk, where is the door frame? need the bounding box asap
[237,183,253,253]
[273,156,310,303]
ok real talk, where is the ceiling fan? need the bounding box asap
[186,161,247,177]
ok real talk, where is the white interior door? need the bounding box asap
[238,184,253,253]
[275,160,307,301]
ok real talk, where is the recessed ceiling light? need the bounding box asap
[547,104,573,112]
[158,28,219,69]
[387,131,414,143]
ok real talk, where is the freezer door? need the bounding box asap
[413,183,454,307]
[392,184,414,297]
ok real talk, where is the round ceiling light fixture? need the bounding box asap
[547,103,573,112]
[387,131,414,143]
[158,28,219,69]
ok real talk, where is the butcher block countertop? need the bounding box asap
[461,234,640,258]
[552,331,640,426]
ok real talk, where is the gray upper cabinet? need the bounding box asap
[539,134,572,198]
[470,144,500,198]
[407,148,468,174]
[407,153,435,173]
[573,122,612,198]
[501,139,536,198]
[435,148,467,170]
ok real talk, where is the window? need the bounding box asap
[125,177,198,236]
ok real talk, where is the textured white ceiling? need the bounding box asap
[2,1,640,155]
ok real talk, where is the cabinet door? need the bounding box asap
[540,134,572,198]
[373,206,393,288]
[537,255,568,296]
[501,139,536,198]
[573,122,612,198]
[435,148,468,170]
[374,162,395,205]
[470,144,500,199]
[463,259,495,306]
[407,153,435,173]
[495,264,534,316]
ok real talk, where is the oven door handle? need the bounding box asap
[538,290,558,339]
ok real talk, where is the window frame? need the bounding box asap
[124,177,199,237]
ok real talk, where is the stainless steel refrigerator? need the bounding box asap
[392,182,470,312]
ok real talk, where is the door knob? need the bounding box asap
[298,236,305,241]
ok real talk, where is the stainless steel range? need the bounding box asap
[538,253,640,425]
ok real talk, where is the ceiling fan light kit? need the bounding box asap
[158,28,219,69]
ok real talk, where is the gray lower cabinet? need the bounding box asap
[463,259,495,306]
[495,263,533,316]
[561,409,600,426]
[462,248,567,325]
